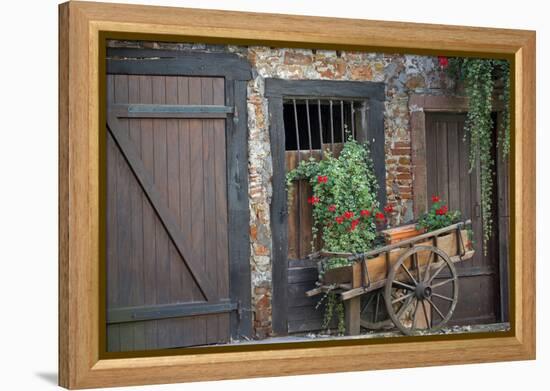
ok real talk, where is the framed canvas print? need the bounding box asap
[58,1,536,389]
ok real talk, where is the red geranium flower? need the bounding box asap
[376,212,385,221]
[349,218,360,231]
[431,195,441,203]
[328,204,336,212]
[343,211,354,219]
[438,56,449,68]
[436,205,448,215]
[335,216,344,224]
[360,209,371,217]
[317,175,328,184]
[384,204,394,213]
[307,196,320,205]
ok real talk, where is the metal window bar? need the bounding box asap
[350,102,355,140]
[317,99,323,156]
[305,99,313,153]
[340,100,345,142]
[283,98,369,154]
[292,99,301,160]
[329,100,335,153]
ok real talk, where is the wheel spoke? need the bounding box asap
[431,278,454,289]
[396,295,415,318]
[421,300,431,329]
[431,292,454,302]
[413,252,421,282]
[411,299,420,331]
[392,280,415,291]
[423,251,434,282]
[361,292,376,314]
[427,262,447,285]
[392,291,415,305]
[374,291,380,323]
[400,262,418,285]
[427,297,445,321]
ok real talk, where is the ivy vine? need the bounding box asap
[445,57,510,253]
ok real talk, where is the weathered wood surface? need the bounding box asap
[426,113,503,326]
[107,48,252,80]
[265,78,385,100]
[106,74,233,351]
[307,249,475,301]
[344,262,362,335]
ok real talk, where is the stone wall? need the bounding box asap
[108,40,458,338]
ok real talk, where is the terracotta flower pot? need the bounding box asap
[382,224,425,244]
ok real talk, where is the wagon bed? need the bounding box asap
[305,220,474,335]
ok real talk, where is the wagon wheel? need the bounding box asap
[360,289,411,330]
[384,245,459,335]
[360,290,390,330]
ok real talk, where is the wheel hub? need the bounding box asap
[415,282,432,300]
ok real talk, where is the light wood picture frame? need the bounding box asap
[58,1,536,389]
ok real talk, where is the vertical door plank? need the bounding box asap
[164,75,187,348]
[137,75,159,349]
[470,136,483,269]
[285,151,299,260]
[436,121,449,203]
[200,77,220,343]
[447,120,460,211]
[176,77,200,347]
[151,76,171,348]
[188,76,207,345]
[113,74,135,352]
[127,75,146,350]
[298,177,313,258]
[106,75,121,352]
[457,117,473,273]
[425,116,437,203]
[213,77,230,338]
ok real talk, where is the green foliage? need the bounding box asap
[286,138,382,254]
[317,290,346,335]
[416,196,461,232]
[287,137,383,335]
[446,57,510,253]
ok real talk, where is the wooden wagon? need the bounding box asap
[306,221,475,335]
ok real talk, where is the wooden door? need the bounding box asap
[425,112,505,325]
[103,38,259,352]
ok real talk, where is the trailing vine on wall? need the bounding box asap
[443,57,510,253]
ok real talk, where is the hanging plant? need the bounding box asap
[442,56,510,253]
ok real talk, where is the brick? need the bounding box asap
[250,225,258,241]
[393,142,411,149]
[350,64,373,80]
[391,148,411,156]
[254,244,269,256]
[398,157,411,165]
